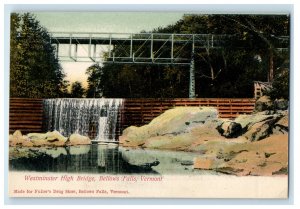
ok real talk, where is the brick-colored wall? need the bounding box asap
[9,98,256,136]
[9,98,43,134]
[121,98,256,129]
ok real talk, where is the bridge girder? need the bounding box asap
[50,32,235,64]
[50,32,289,98]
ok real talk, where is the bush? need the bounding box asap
[265,68,289,100]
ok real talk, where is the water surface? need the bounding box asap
[9,145,217,175]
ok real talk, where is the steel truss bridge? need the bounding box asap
[50,32,289,98]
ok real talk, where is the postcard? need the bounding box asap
[8,11,290,198]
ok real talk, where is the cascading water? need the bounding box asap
[43,98,123,141]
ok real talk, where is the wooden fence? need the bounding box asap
[9,98,43,134]
[121,98,256,129]
[9,98,256,135]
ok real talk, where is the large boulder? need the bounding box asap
[216,121,242,138]
[254,96,273,112]
[120,107,220,148]
[68,133,91,145]
[234,112,275,129]
[243,118,276,141]
[235,111,286,141]
[9,130,33,146]
[27,131,67,146]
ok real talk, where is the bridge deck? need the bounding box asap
[50,32,289,64]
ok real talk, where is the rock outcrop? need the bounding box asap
[254,96,273,112]
[193,134,288,176]
[120,106,288,176]
[9,130,91,147]
[254,96,288,112]
[9,130,33,147]
[235,111,286,141]
[121,107,288,148]
[217,121,242,138]
[120,107,221,149]
[28,131,67,146]
[274,98,289,110]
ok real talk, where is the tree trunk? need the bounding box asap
[269,48,274,82]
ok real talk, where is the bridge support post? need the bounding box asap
[189,58,195,98]
[189,35,196,98]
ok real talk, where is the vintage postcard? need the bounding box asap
[8,11,290,198]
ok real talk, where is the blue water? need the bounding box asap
[9,145,216,175]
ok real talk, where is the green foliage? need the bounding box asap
[85,64,103,98]
[265,68,289,100]
[70,81,85,98]
[86,14,289,98]
[10,13,65,98]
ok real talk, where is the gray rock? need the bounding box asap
[273,112,289,134]
[120,107,219,146]
[235,112,275,129]
[217,121,242,138]
[181,160,194,166]
[274,99,288,110]
[254,96,273,112]
[244,118,278,141]
[275,114,288,130]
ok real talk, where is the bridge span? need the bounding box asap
[50,32,232,64]
[50,32,289,98]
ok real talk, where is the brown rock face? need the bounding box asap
[193,134,288,176]
[243,118,276,141]
[194,158,215,170]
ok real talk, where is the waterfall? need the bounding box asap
[43,98,123,141]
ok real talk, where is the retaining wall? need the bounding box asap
[9,98,256,135]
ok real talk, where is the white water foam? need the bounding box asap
[43,98,123,141]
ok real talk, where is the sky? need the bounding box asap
[33,12,185,89]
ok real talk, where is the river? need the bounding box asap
[9,144,217,175]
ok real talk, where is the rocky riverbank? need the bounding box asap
[9,130,91,147]
[120,106,288,176]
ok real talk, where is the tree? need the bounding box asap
[87,14,289,99]
[265,67,289,100]
[70,81,85,98]
[85,64,103,98]
[10,13,65,98]
[60,80,71,98]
